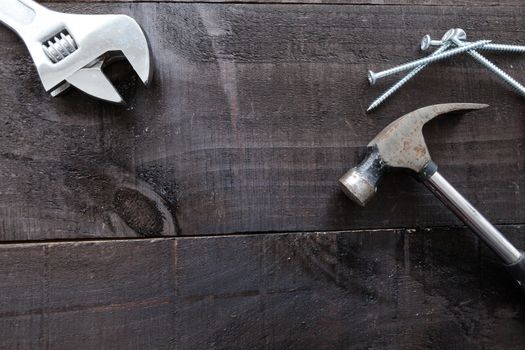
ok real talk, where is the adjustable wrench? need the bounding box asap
[0,0,152,103]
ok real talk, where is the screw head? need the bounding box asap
[441,29,456,42]
[368,70,377,84]
[421,34,432,51]
[442,28,467,42]
[455,28,467,40]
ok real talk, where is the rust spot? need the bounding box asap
[414,144,427,158]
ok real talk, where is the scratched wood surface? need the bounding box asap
[0,228,524,349]
[50,0,525,5]
[1,2,525,239]
[1,0,525,349]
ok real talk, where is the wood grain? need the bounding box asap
[44,0,525,6]
[2,2,524,349]
[1,3,525,240]
[1,228,524,349]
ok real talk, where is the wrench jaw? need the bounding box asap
[25,12,151,103]
[65,59,125,104]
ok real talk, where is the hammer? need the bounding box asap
[339,103,525,291]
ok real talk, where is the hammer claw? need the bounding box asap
[394,102,489,126]
[370,103,489,173]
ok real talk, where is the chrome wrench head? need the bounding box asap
[1,1,152,103]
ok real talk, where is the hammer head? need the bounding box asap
[339,103,488,206]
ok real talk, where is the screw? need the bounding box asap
[442,28,467,42]
[420,35,444,51]
[480,43,525,54]
[448,29,525,96]
[422,35,525,54]
[421,29,467,51]
[443,28,467,41]
[368,39,491,84]
[368,42,452,112]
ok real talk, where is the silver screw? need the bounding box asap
[368,41,452,111]
[422,36,525,54]
[420,35,444,51]
[448,29,525,96]
[480,43,525,54]
[421,29,467,51]
[442,28,467,42]
[368,39,491,84]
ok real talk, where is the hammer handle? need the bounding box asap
[424,170,525,291]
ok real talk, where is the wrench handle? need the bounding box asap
[0,0,46,36]
[423,169,525,291]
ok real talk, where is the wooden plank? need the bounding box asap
[1,3,525,240]
[0,238,177,349]
[1,228,524,349]
[44,0,525,6]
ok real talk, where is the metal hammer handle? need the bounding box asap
[424,169,525,291]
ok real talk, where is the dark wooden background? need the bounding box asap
[1,0,525,349]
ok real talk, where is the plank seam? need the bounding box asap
[0,223,523,245]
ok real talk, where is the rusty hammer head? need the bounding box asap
[339,103,488,206]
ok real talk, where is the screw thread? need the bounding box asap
[368,44,451,111]
[371,40,490,83]
[469,50,525,96]
[452,38,525,96]
[480,43,525,54]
